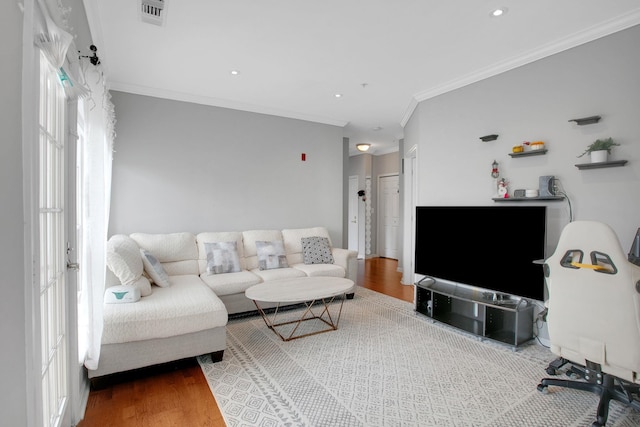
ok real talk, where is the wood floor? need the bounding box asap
[78,257,412,427]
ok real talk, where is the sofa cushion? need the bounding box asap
[140,249,171,287]
[291,263,346,278]
[204,241,241,274]
[106,234,144,286]
[242,230,284,270]
[101,275,228,344]
[301,236,334,264]
[132,275,153,297]
[130,232,198,261]
[200,270,262,297]
[106,235,152,297]
[196,231,246,274]
[256,240,289,270]
[251,266,306,281]
[282,227,333,265]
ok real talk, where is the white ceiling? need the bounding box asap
[83,0,640,156]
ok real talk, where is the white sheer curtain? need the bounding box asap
[34,0,90,100]
[81,68,115,371]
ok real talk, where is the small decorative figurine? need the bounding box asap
[491,160,499,178]
[497,178,509,198]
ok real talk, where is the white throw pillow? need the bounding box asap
[140,249,171,287]
[106,235,144,286]
[301,236,334,264]
[255,240,289,270]
[132,275,152,297]
[205,241,241,275]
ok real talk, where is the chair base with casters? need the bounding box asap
[538,360,640,427]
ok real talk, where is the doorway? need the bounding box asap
[378,174,400,259]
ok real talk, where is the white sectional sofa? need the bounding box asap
[89,227,357,381]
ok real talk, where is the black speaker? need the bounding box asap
[539,175,555,197]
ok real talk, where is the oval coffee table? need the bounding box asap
[245,276,354,341]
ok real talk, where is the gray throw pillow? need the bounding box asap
[140,249,171,287]
[205,241,241,275]
[301,236,334,264]
[255,240,289,270]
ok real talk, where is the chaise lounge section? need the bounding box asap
[88,227,357,381]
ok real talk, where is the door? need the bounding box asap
[348,176,359,253]
[38,50,70,427]
[378,175,400,259]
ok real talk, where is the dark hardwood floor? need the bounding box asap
[78,257,411,427]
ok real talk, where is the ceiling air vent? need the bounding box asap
[140,0,166,26]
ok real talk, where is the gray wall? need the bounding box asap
[109,92,345,243]
[1,3,27,426]
[405,24,640,264]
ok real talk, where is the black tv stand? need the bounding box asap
[415,279,534,349]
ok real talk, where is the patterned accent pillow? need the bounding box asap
[140,249,171,287]
[301,236,334,265]
[255,240,289,270]
[205,241,241,275]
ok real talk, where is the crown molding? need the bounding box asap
[109,81,349,127]
[401,9,640,128]
[399,97,418,129]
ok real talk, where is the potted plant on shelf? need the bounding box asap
[577,137,620,163]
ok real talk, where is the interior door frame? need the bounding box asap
[402,145,418,285]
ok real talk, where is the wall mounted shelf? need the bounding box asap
[492,196,564,202]
[575,160,628,170]
[480,134,499,142]
[508,149,547,158]
[568,115,601,126]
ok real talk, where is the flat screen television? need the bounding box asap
[415,205,546,301]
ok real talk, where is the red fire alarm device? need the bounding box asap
[301,153,306,161]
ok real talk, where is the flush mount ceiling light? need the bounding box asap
[356,144,371,152]
[334,93,343,98]
[230,70,240,75]
[490,7,508,17]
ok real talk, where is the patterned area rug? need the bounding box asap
[198,287,640,426]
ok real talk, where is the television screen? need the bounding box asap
[415,205,546,301]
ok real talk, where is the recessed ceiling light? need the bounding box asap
[230,70,240,75]
[334,93,343,98]
[490,7,508,17]
[372,126,383,131]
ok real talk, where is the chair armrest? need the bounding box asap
[332,247,358,283]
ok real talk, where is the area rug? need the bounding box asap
[198,287,640,427]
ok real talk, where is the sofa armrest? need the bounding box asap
[332,247,358,283]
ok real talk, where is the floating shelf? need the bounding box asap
[480,134,499,142]
[508,149,547,158]
[492,196,565,202]
[575,160,628,170]
[568,115,601,126]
